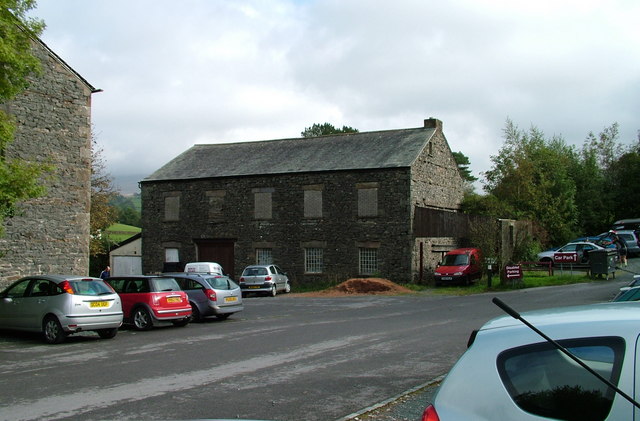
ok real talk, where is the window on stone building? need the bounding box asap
[254,189,273,220]
[305,248,323,273]
[357,184,378,217]
[359,247,378,275]
[206,190,225,220]
[164,194,180,221]
[165,248,179,263]
[304,186,323,218]
[256,248,273,265]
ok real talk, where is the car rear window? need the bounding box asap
[244,268,268,276]
[497,337,625,421]
[67,279,114,296]
[151,277,181,292]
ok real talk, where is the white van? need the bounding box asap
[184,262,224,275]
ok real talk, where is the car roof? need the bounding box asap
[20,275,103,282]
[482,302,640,332]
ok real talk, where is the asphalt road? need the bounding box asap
[0,266,634,421]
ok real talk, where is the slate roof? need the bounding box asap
[143,125,437,182]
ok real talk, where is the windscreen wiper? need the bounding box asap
[492,297,640,410]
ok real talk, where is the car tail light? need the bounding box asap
[59,280,74,294]
[421,405,440,421]
[264,276,272,281]
[239,277,245,282]
[205,288,217,301]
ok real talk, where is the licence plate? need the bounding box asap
[441,277,453,281]
[225,296,238,303]
[167,297,182,303]
[90,301,109,308]
[248,286,260,289]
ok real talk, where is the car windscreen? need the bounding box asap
[442,254,469,266]
[497,337,625,421]
[151,277,181,292]
[68,279,114,296]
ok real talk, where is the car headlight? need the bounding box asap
[454,272,463,276]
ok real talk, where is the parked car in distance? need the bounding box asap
[0,275,123,344]
[239,265,291,297]
[433,248,482,286]
[165,273,243,321]
[105,275,191,330]
[184,262,224,275]
[615,230,640,256]
[537,241,603,264]
[423,301,640,420]
[611,218,640,231]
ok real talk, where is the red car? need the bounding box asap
[433,247,483,286]
[105,275,191,330]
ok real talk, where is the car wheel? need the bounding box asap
[216,313,230,320]
[132,307,153,331]
[43,316,66,344]
[269,285,277,297]
[97,328,118,339]
[172,318,189,327]
[190,303,202,322]
[284,282,291,293]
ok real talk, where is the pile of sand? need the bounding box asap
[295,278,413,296]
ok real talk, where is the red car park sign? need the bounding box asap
[553,252,578,263]
[505,265,523,279]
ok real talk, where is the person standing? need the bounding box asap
[100,266,111,279]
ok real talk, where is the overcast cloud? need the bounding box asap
[31,0,640,193]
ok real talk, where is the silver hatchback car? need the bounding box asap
[0,275,123,344]
[423,301,640,420]
[239,265,291,297]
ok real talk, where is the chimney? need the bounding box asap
[424,118,442,131]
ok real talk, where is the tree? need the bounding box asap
[90,134,117,256]
[0,1,51,237]
[482,119,578,245]
[301,123,359,138]
[452,151,478,184]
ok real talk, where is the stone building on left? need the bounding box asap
[0,37,101,288]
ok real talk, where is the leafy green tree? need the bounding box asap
[90,135,117,256]
[482,119,578,245]
[301,122,359,138]
[0,1,51,237]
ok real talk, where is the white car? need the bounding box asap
[423,300,640,420]
[239,265,291,297]
[537,241,604,264]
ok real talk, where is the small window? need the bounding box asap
[304,189,323,218]
[256,248,273,265]
[254,191,272,220]
[359,248,378,275]
[164,195,180,221]
[497,337,625,421]
[165,248,179,263]
[358,187,378,217]
[305,248,323,273]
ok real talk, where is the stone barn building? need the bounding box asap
[140,118,466,285]
[0,38,99,286]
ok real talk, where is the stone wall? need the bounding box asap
[0,40,94,287]
[142,167,415,284]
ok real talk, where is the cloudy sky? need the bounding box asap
[31,0,639,194]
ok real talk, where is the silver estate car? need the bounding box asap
[423,301,640,421]
[239,265,291,297]
[0,275,123,344]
